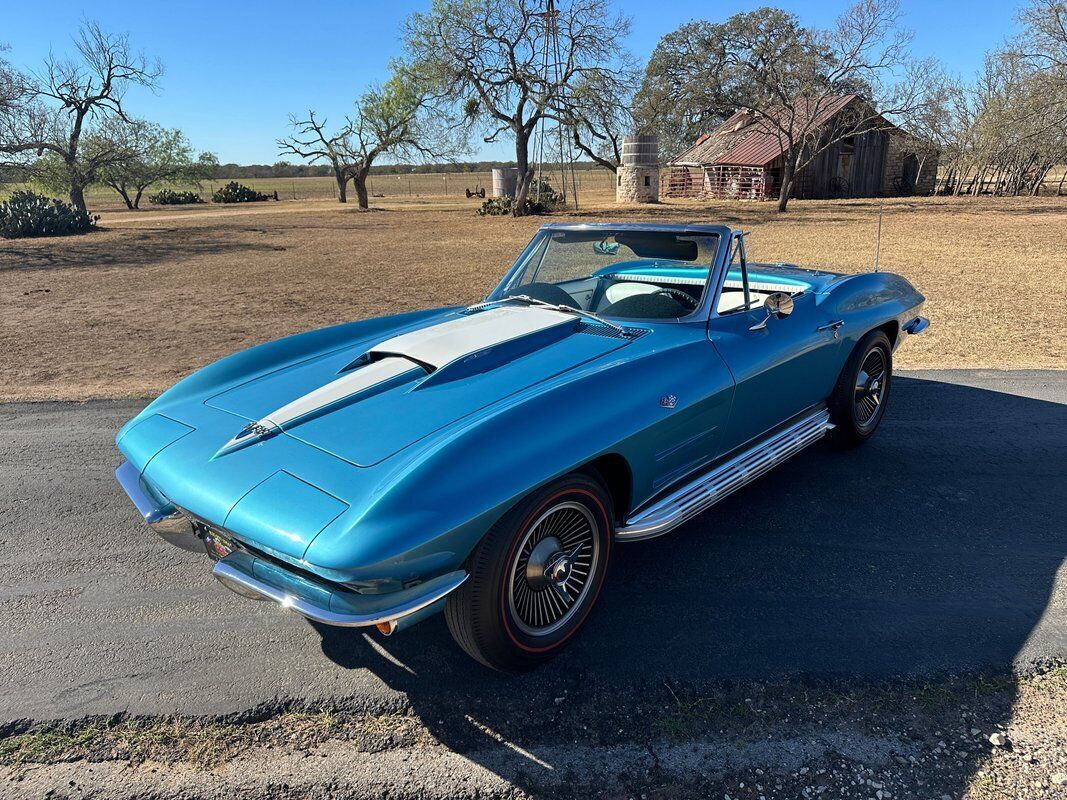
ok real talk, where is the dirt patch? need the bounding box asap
[1,193,1065,402]
[2,668,1065,799]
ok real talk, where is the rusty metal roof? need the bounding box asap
[671,95,860,168]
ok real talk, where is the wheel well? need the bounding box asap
[582,454,632,526]
[875,320,899,349]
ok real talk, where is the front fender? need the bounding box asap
[303,330,732,580]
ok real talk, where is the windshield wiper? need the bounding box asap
[467,295,628,335]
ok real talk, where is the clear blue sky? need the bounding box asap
[2,0,1018,164]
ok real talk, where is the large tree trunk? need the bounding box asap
[69,173,87,212]
[776,159,795,213]
[133,187,145,209]
[334,169,348,203]
[353,170,370,209]
[512,131,534,217]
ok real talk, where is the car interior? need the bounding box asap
[509,231,794,320]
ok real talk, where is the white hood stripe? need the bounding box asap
[369,306,574,369]
[262,357,419,430]
[223,306,575,450]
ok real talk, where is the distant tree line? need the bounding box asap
[921,0,1067,196]
[208,159,607,179]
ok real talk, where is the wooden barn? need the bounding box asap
[663,95,937,201]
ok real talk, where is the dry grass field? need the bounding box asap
[1,190,1064,402]
[1,170,619,207]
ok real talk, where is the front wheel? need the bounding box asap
[445,473,613,672]
[829,329,893,446]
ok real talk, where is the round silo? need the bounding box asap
[617,135,660,203]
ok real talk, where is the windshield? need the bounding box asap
[490,229,720,320]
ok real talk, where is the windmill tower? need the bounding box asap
[532,0,580,209]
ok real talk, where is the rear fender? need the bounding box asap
[816,272,925,353]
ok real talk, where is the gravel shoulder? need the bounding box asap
[2,670,1065,799]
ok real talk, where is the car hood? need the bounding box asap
[205,306,633,466]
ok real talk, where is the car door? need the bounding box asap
[708,247,845,453]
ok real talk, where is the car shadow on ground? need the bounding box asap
[314,374,1066,796]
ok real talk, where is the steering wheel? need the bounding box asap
[654,287,699,310]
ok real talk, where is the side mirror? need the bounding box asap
[749,292,794,331]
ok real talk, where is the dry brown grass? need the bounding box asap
[1,191,1064,402]
[1,170,619,208]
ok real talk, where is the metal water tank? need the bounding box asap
[491,168,519,198]
[620,135,659,166]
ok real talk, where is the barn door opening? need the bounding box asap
[901,154,919,195]
[835,136,856,198]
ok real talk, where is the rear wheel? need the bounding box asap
[830,329,893,446]
[445,473,613,672]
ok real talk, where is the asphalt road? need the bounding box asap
[1,370,1064,724]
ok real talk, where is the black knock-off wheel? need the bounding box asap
[445,473,613,672]
[830,329,893,445]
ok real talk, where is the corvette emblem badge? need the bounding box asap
[660,394,678,409]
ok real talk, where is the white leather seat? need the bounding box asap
[717,290,772,314]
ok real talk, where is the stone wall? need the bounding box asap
[616,165,660,203]
[883,131,939,196]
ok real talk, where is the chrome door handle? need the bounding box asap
[817,320,845,338]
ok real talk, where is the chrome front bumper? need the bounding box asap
[115,460,467,630]
[115,460,203,551]
[213,551,467,630]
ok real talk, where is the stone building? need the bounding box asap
[663,95,938,201]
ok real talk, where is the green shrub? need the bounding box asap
[476,178,565,216]
[0,191,98,239]
[211,181,274,203]
[149,188,203,205]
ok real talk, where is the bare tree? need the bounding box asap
[279,68,445,209]
[559,65,640,173]
[0,46,33,174]
[0,46,25,115]
[929,0,1067,199]
[1015,0,1067,71]
[278,112,356,203]
[0,22,162,210]
[641,1,929,211]
[405,0,630,215]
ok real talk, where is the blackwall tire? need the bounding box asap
[445,473,613,672]
[830,329,893,446]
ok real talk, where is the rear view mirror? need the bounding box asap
[593,240,620,255]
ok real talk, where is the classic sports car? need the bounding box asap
[116,222,928,671]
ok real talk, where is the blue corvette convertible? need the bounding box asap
[116,222,928,671]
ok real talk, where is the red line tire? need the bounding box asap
[445,472,613,672]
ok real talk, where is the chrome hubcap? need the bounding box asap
[508,501,599,636]
[854,348,887,426]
